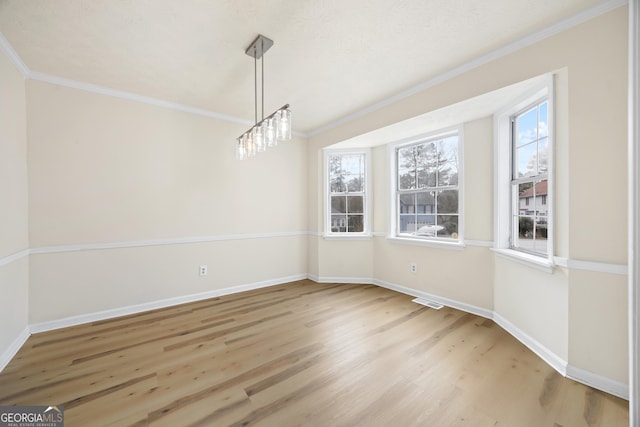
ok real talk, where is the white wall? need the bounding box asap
[0,48,29,365]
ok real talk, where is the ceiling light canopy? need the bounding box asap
[236,34,292,160]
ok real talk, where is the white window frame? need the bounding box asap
[323,148,371,239]
[388,126,464,249]
[493,75,555,271]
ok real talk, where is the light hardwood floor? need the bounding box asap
[0,280,629,426]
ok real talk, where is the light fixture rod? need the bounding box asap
[261,38,265,122]
[254,52,258,124]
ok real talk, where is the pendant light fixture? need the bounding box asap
[236,34,292,160]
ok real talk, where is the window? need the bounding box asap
[512,100,549,255]
[325,150,369,236]
[494,76,554,268]
[392,129,461,242]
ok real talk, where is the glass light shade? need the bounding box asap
[277,108,291,141]
[246,133,256,157]
[253,126,266,152]
[235,136,247,160]
[264,118,277,147]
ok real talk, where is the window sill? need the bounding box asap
[323,233,372,241]
[387,236,465,250]
[491,248,555,273]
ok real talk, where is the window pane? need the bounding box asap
[399,193,415,214]
[342,155,363,192]
[327,152,367,234]
[399,215,416,234]
[341,155,362,173]
[416,215,437,236]
[416,191,435,214]
[328,156,341,180]
[534,215,548,254]
[533,179,548,216]
[417,164,436,189]
[514,179,548,254]
[439,136,458,163]
[417,142,437,189]
[331,196,346,214]
[398,146,418,190]
[437,190,458,214]
[346,175,363,192]
[347,196,363,213]
[515,215,534,246]
[396,133,459,241]
[331,215,346,232]
[330,178,346,193]
[507,98,551,257]
[438,161,458,186]
[515,142,537,177]
[516,107,538,146]
[437,215,458,238]
[538,137,548,174]
[329,154,365,193]
[348,215,364,232]
[539,101,548,138]
[517,182,534,215]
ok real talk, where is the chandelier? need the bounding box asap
[235,34,292,160]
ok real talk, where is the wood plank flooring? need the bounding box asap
[0,280,629,426]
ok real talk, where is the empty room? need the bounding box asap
[0,0,638,426]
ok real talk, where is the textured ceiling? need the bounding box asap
[0,0,604,133]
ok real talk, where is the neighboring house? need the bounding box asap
[398,195,436,233]
[518,180,548,222]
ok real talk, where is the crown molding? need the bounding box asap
[0,0,626,140]
[0,32,29,76]
[306,0,628,138]
[0,32,308,137]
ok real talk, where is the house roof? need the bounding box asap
[519,180,548,198]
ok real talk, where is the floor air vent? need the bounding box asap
[412,297,444,310]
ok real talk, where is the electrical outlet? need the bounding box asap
[410,263,417,273]
[199,265,208,276]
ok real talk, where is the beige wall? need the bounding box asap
[368,118,494,311]
[0,49,29,355]
[25,80,308,323]
[29,236,307,323]
[27,81,308,246]
[569,270,628,384]
[308,7,629,386]
[494,258,569,360]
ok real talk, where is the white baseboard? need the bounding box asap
[29,274,307,334]
[0,327,30,373]
[3,273,630,402]
[372,278,494,319]
[311,275,375,285]
[309,275,628,400]
[307,275,493,319]
[566,365,629,400]
[492,312,568,376]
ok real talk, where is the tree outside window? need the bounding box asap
[396,133,460,240]
[328,153,366,233]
